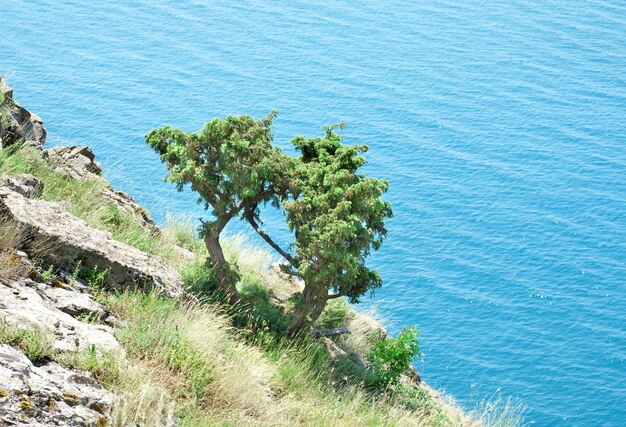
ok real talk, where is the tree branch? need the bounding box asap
[279,264,302,278]
[244,209,297,265]
[327,293,344,299]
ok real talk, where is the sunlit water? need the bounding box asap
[2,1,625,424]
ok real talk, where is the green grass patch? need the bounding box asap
[0,321,55,365]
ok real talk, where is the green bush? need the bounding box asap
[367,326,421,387]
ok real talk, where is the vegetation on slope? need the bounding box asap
[0,146,524,426]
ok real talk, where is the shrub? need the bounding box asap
[367,326,421,387]
[315,298,353,330]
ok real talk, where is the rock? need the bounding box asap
[46,146,102,179]
[0,188,183,298]
[320,337,348,361]
[0,277,120,353]
[42,286,108,320]
[0,344,113,426]
[0,78,46,152]
[1,173,44,198]
[100,188,157,233]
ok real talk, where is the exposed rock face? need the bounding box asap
[1,173,44,198]
[0,345,113,426]
[46,146,103,179]
[45,145,158,233]
[100,188,157,234]
[0,253,120,353]
[0,188,184,298]
[0,79,46,152]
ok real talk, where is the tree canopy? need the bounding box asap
[282,124,392,333]
[147,115,391,334]
[146,112,290,303]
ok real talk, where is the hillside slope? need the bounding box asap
[0,78,520,426]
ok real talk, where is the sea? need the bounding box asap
[2,1,625,424]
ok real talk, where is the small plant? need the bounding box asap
[315,298,353,330]
[40,265,55,281]
[61,344,120,386]
[0,321,55,365]
[76,312,102,324]
[367,326,421,387]
[77,265,110,290]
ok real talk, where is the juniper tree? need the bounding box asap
[146,112,290,304]
[245,123,392,334]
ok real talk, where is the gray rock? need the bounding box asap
[0,78,46,152]
[0,277,120,353]
[1,173,44,198]
[0,188,183,298]
[0,344,113,426]
[46,146,103,179]
[100,188,158,233]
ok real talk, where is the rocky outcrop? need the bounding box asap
[0,188,183,298]
[0,345,113,426]
[0,251,120,353]
[44,145,157,234]
[0,79,46,153]
[46,146,102,179]
[100,189,157,234]
[1,173,44,198]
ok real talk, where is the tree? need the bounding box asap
[146,112,289,304]
[245,123,392,334]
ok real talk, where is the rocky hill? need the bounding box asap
[0,79,511,426]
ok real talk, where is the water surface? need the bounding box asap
[2,1,625,424]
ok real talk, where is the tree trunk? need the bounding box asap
[286,285,328,336]
[204,231,240,305]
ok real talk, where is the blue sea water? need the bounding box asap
[2,1,626,424]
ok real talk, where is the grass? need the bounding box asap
[0,145,525,426]
[0,321,55,365]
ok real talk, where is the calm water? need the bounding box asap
[2,1,625,424]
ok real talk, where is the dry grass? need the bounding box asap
[0,146,525,426]
[0,220,26,280]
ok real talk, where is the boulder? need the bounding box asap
[0,345,113,426]
[0,78,46,153]
[46,146,103,179]
[0,275,120,353]
[1,173,44,198]
[0,188,184,298]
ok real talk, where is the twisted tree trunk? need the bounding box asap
[204,231,240,305]
[286,284,328,336]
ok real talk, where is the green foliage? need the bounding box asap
[146,112,292,301]
[76,265,111,290]
[180,260,218,298]
[286,123,392,304]
[145,112,286,221]
[315,298,353,330]
[61,344,120,387]
[367,326,421,387]
[237,281,289,332]
[40,264,55,281]
[0,322,55,365]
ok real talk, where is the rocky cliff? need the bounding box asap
[0,78,186,425]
